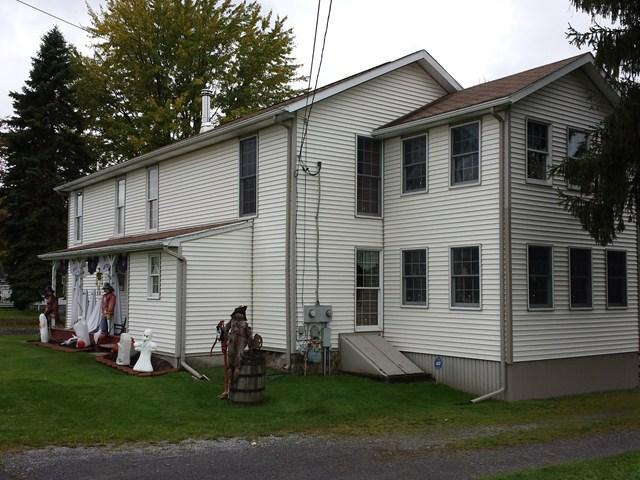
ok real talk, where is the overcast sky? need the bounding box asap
[1,0,602,119]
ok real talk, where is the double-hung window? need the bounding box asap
[148,254,161,299]
[569,248,592,308]
[528,245,553,308]
[356,249,380,327]
[147,166,159,230]
[402,135,427,193]
[356,136,382,216]
[450,246,480,308]
[402,249,427,306]
[115,177,125,235]
[239,137,257,217]
[74,192,83,242]
[527,120,550,182]
[451,122,480,186]
[606,250,627,308]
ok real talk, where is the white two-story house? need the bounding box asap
[40,50,638,400]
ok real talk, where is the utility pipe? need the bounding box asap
[471,107,508,403]
[162,246,209,381]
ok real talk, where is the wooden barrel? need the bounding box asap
[229,350,265,404]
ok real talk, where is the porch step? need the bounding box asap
[339,333,429,382]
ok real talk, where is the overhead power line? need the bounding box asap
[15,0,93,35]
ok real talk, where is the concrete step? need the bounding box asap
[339,333,430,382]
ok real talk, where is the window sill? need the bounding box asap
[448,181,481,190]
[401,304,428,310]
[569,306,593,311]
[606,305,628,310]
[525,178,553,187]
[527,307,554,312]
[147,296,161,301]
[400,189,428,198]
[354,213,383,220]
[449,305,482,311]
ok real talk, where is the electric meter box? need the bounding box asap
[303,304,333,324]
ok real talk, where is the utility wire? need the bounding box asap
[15,0,94,35]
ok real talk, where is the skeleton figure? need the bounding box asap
[218,306,252,399]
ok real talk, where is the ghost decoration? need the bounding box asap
[73,319,91,348]
[133,329,157,372]
[116,332,132,366]
[38,314,49,343]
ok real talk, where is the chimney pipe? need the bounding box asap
[200,88,214,133]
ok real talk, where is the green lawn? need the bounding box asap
[485,451,640,479]
[1,334,639,452]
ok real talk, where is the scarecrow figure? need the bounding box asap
[43,286,58,328]
[100,283,116,333]
[218,306,252,400]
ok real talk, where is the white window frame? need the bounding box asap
[400,247,428,308]
[449,245,482,310]
[355,134,384,218]
[526,244,554,310]
[114,177,126,236]
[568,247,592,310]
[354,247,383,332]
[146,165,159,231]
[147,254,161,300]
[449,120,481,188]
[401,134,428,195]
[74,191,83,243]
[605,249,628,309]
[239,135,258,218]
[525,118,552,185]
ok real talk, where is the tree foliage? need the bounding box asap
[82,0,303,162]
[554,1,640,245]
[0,27,95,308]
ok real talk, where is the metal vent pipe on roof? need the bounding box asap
[200,88,214,133]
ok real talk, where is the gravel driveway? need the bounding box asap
[2,430,640,480]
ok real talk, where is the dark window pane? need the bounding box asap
[357,137,382,215]
[527,151,547,180]
[570,248,592,308]
[451,247,480,307]
[356,289,378,326]
[528,246,552,308]
[403,136,427,192]
[239,137,257,216]
[403,249,427,305]
[451,123,479,185]
[607,251,627,307]
[527,121,549,180]
[527,121,548,151]
[567,129,588,158]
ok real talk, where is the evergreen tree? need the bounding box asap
[0,27,95,308]
[553,1,640,244]
[81,0,303,162]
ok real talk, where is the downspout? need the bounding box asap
[163,246,208,381]
[277,112,297,370]
[471,107,508,403]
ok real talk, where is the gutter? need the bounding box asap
[471,106,508,403]
[276,112,297,369]
[162,246,209,381]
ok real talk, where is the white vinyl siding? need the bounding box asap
[125,169,147,236]
[128,250,176,355]
[510,69,637,362]
[80,180,115,244]
[181,225,252,355]
[383,113,501,361]
[296,62,447,346]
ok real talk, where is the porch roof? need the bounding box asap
[38,220,249,260]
